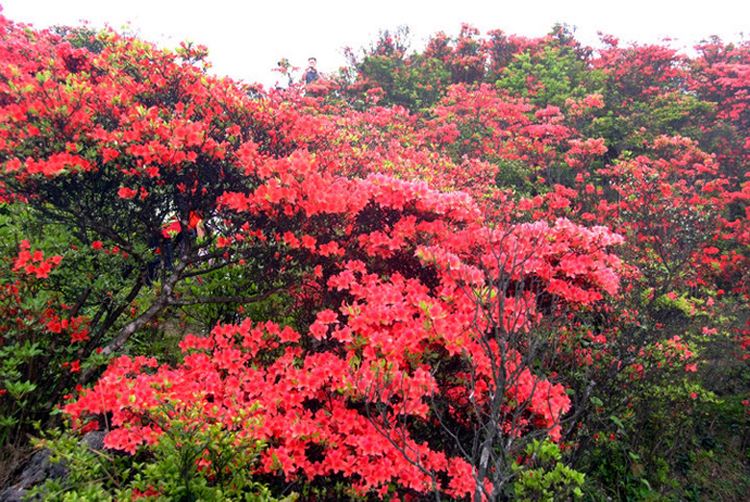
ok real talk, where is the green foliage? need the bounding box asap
[587,92,715,158]
[0,202,142,447]
[512,440,585,501]
[497,46,605,108]
[574,324,748,501]
[349,39,452,110]
[28,406,289,501]
[494,158,557,200]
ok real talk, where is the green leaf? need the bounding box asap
[610,415,624,429]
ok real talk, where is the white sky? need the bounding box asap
[3,1,748,88]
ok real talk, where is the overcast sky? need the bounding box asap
[3,1,748,87]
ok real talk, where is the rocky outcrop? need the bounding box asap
[0,432,105,501]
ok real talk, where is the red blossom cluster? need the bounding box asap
[13,240,62,279]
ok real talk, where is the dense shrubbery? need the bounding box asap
[0,12,747,501]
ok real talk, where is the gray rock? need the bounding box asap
[81,431,106,451]
[0,447,66,501]
[0,431,106,501]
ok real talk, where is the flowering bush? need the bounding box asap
[0,11,747,502]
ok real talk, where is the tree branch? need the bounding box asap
[168,288,282,306]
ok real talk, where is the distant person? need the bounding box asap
[274,58,294,90]
[303,57,319,85]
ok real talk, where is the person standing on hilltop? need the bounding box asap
[273,58,294,90]
[302,56,319,84]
